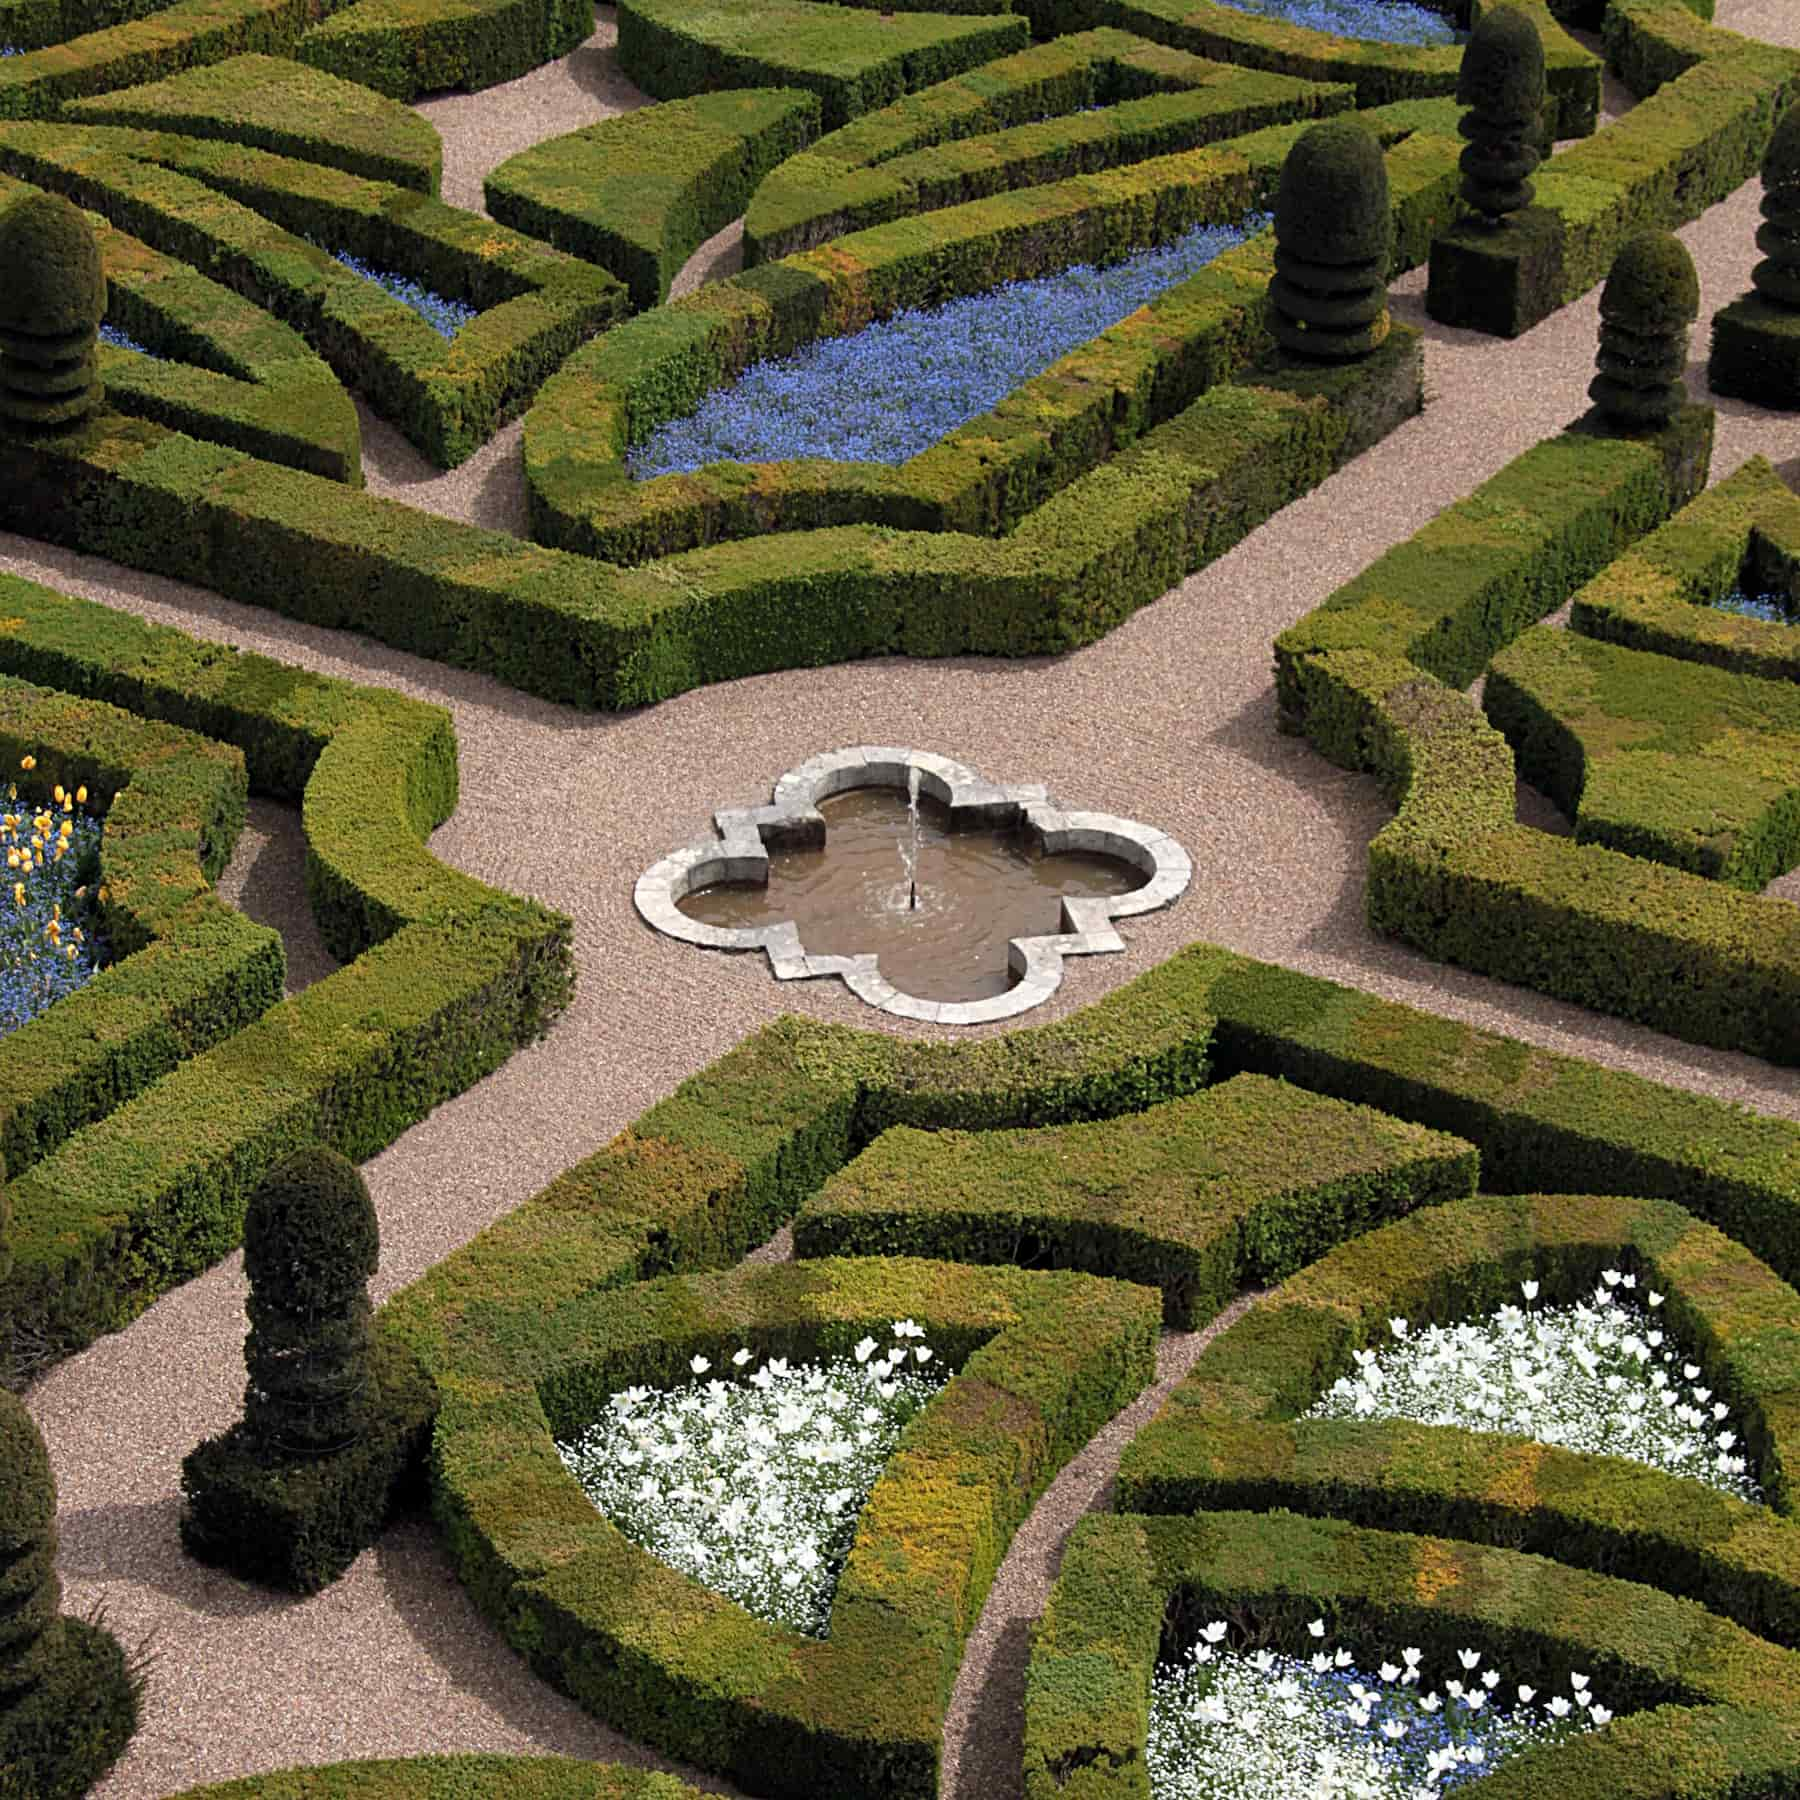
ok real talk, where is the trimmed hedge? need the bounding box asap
[615,0,1032,132]
[0,568,573,1381]
[422,1256,1159,1800]
[60,54,444,194]
[0,673,287,1186]
[1427,4,1799,337]
[1114,0,1599,134]
[1115,1190,1800,1644]
[1484,622,1800,887]
[0,323,1423,707]
[0,171,363,485]
[179,1331,436,1593]
[292,0,591,102]
[743,31,1353,265]
[165,1760,717,1798]
[1571,453,1800,684]
[0,121,626,469]
[1024,1508,1800,1799]
[486,88,822,313]
[1275,402,1800,1067]
[794,1071,1478,1324]
[0,1615,139,1800]
[524,104,1459,561]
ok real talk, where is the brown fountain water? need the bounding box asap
[678,785,1144,1002]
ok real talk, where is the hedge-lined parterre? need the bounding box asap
[794,1071,1478,1325]
[1115,1190,1800,1644]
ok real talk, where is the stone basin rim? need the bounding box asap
[633,746,1192,1025]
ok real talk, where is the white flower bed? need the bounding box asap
[1150,1620,1608,1798]
[556,1321,949,1636]
[1305,1272,1760,1503]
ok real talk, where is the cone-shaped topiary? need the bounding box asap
[242,1145,380,1456]
[1269,118,1393,361]
[1589,230,1700,428]
[1752,104,1800,310]
[0,192,107,435]
[1456,3,1545,223]
[0,1390,139,1799]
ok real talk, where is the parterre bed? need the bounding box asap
[2,0,1800,1795]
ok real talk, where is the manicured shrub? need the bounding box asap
[1589,230,1700,429]
[0,191,105,433]
[1456,2,1545,222]
[1753,103,1800,309]
[241,1144,379,1456]
[1268,116,1392,359]
[0,1390,137,1799]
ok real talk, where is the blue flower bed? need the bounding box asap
[98,322,154,356]
[631,215,1269,477]
[1712,588,1797,626]
[1214,0,1461,46]
[310,243,478,340]
[0,768,109,1036]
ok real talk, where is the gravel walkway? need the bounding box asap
[4,7,1800,1793]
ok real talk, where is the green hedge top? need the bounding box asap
[1026,1508,1800,1800]
[58,53,444,195]
[428,1255,1160,1800]
[166,1758,715,1798]
[795,1071,1478,1324]
[1571,454,1800,684]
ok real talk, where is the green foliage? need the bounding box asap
[0,1616,139,1800]
[0,191,104,336]
[1601,228,1702,336]
[165,1758,717,1798]
[0,1389,56,1690]
[1590,231,1699,430]
[1274,116,1392,268]
[1457,4,1545,220]
[796,1073,1477,1325]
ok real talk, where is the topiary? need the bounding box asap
[1588,230,1700,429]
[0,192,107,435]
[1752,104,1800,310]
[241,1144,380,1456]
[1456,4,1545,224]
[1268,118,1393,362]
[0,1392,138,1799]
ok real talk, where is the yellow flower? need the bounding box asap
[5,850,16,870]
[12,883,22,906]
[52,785,63,805]
[65,944,76,960]
[19,756,34,771]
[75,785,86,805]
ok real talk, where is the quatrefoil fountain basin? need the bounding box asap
[635,748,1191,1024]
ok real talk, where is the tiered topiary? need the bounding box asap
[181,1145,435,1593]
[1267,117,1393,363]
[241,1144,379,1455]
[0,1391,138,1800]
[1457,4,1545,225]
[1709,106,1800,407]
[0,192,107,436]
[1588,229,1700,429]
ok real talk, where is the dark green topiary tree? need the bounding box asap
[1588,230,1701,429]
[1269,117,1393,362]
[1456,3,1545,224]
[0,192,107,435]
[1752,104,1800,310]
[242,1145,381,1456]
[0,1391,138,1799]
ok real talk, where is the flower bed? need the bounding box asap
[1212,0,1461,49]
[0,764,106,1035]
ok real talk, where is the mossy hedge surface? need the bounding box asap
[0,570,573,1382]
[59,53,444,193]
[1116,1190,1800,1643]
[1486,622,1800,888]
[0,122,626,469]
[1025,1509,1800,1800]
[421,1256,1159,1800]
[486,88,822,312]
[795,1071,1478,1324]
[165,1760,715,1799]
[1572,453,1800,683]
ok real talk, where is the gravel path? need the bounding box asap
[4,7,1800,1793]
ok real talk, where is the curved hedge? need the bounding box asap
[1024,1508,1800,1799]
[0,569,573,1381]
[427,1256,1159,1800]
[0,122,625,469]
[794,1070,1478,1324]
[487,88,822,312]
[1116,1190,1800,1644]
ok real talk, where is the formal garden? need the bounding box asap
[1,0,1799,1790]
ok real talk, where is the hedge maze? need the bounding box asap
[1,0,1800,1791]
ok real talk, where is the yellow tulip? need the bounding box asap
[75,786,86,805]
[19,756,34,771]
[12,884,23,906]
[52,786,63,804]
